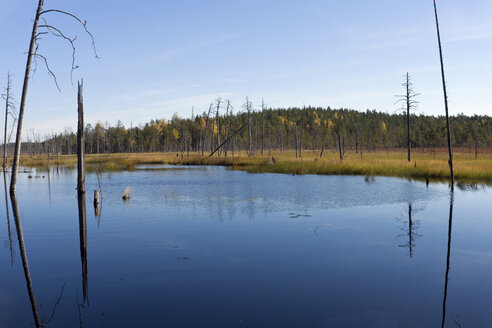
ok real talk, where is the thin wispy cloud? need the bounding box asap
[142,34,239,66]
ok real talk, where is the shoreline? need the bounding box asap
[7,150,492,184]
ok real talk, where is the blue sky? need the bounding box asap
[1,0,492,136]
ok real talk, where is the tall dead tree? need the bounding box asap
[77,81,85,194]
[201,103,212,156]
[215,98,221,156]
[261,98,265,156]
[395,72,419,162]
[244,97,253,157]
[10,0,97,191]
[9,0,44,191]
[355,122,359,154]
[2,73,15,171]
[433,0,454,190]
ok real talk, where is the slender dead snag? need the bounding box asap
[201,103,212,156]
[395,72,419,162]
[77,80,85,194]
[244,97,253,157]
[2,73,15,171]
[10,0,44,191]
[261,98,265,156]
[10,1,97,192]
[355,122,359,154]
[215,98,221,156]
[433,0,454,190]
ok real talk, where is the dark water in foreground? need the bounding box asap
[1,165,491,327]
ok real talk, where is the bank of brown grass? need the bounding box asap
[11,149,492,183]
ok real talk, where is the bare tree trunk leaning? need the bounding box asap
[10,0,44,192]
[77,81,85,194]
[433,0,454,190]
[209,122,248,157]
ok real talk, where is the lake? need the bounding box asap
[1,165,491,327]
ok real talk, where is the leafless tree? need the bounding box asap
[243,97,253,157]
[261,98,265,156]
[2,73,16,170]
[395,72,419,162]
[10,0,98,191]
[201,103,212,156]
[215,97,221,156]
[77,80,85,194]
[433,0,454,190]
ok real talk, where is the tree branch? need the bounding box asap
[39,9,99,59]
[33,54,61,91]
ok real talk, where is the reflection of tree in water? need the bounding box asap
[78,192,89,305]
[10,191,66,327]
[3,171,14,266]
[397,203,421,258]
[441,192,457,328]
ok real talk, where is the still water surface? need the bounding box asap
[1,166,491,327]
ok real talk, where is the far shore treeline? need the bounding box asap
[12,105,492,156]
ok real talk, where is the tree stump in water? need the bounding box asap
[93,190,100,208]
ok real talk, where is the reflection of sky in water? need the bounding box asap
[25,165,449,219]
[0,166,492,327]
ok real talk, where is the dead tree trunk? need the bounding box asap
[299,129,303,159]
[295,128,298,158]
[261,99,265,156]
[406,72,411,162]
[10,0,45,192]
[247,101,252,157]
[355,123,359,154]
[77,81,85,194]
[338,133,343,161]
[209,122,248,157]
[3,73,12,171]
[201,104,212,156]
[216,99,220,156]
[433,0,454,190]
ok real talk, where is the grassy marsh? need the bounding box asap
[9,149,492,183]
